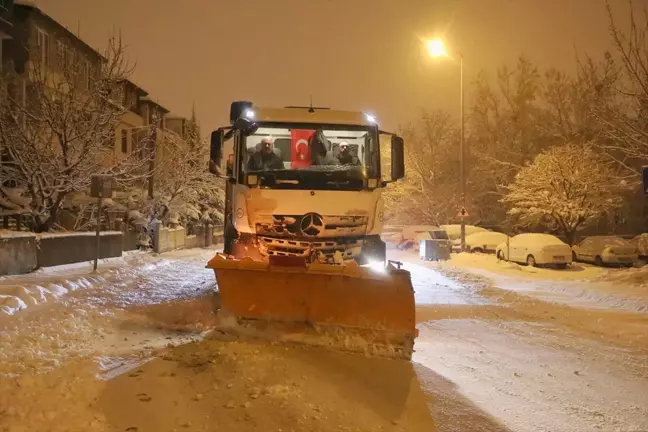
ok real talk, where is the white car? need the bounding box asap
[442,224,489,252]
[572,236,638,267]
[496,233,572,268]
[465,231,509,254]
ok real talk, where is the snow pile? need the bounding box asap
[592,266,648,288]
[0,229,35,239]
[0,276,103,315]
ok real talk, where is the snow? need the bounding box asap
[428,252,648,312]
[37,230,123,238]
[440,224,488,239]
[0,246,646,432]
[0,252,146,316]
[0,229,36,239]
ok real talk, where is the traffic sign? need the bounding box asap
[643,166,648,196]
[457,206,469,218]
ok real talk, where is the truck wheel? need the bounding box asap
[526,255,536,267]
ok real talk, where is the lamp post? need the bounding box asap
[425,38,467,252]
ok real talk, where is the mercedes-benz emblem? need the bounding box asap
[300,212,324,237]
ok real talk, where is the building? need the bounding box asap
[0,1,193,225]
[5,1,186,156]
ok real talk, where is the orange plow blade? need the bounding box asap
[206,254,417,360]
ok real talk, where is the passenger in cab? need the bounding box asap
[336,141,360,165]
[247,137,284,171]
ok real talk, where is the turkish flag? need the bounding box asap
[290,130,314,168]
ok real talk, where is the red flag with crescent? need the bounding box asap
[290,130,314,168]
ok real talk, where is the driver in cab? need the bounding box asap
[336,141,360,165]
[247,137,284,171]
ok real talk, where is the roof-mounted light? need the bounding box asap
[364,113,377,124]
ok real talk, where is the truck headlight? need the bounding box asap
[247,174,258,186]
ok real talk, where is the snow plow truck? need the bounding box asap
[206,101,417,360]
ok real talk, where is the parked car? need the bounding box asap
[496,233,572,268]
[572,236,638,267]
[464,231,509,254]
[630,233,648,260]
[442,224,489,252]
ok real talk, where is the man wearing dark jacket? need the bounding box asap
[247,137,284,171]
[336,141,360,165]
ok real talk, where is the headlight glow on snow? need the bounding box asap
[367,260,386,273]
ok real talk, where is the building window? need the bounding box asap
[36,28,50,67]
[80,60,90,89]
[121,129,128,153]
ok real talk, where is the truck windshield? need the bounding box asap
[243,124,378,189]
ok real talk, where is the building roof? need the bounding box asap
[118,78,149,96]
[140,96,170,114]
[14,0,105,61]
[248,106,379,127]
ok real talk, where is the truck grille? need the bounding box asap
[254,214,368,238]
[257,236,363,262]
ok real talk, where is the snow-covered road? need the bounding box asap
[0,248,646,432]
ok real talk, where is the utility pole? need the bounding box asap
[459,53,466,252]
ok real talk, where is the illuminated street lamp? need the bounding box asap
[425,38,467,252]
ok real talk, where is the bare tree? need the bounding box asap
[502,143,632,245]
[591,0,648,169]
[383,110,460,225]
[0,35,154,232]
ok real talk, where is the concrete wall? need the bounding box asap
[37,231,123,267]
[154,226,186,253]
[0,234,38,275]
[0,225,221,275]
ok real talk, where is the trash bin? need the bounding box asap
[418,232,451,261]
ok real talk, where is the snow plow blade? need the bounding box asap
[206,254,417,360]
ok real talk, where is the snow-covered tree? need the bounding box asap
[0,35,154,232]
[502,143,632,244]
[143,109,224,226]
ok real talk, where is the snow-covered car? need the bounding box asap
[630,233,648,260]
[442,224,489,252]
[496,233,572,268]
[572,236,638,267]
[464,231,509,254]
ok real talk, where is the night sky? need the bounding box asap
[33,0,632,133]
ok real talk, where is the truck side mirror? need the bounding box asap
[233,117,259,136]
[391,135,405,181]
[209,129,224,173]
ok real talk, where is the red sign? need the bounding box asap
[290,130,314,168]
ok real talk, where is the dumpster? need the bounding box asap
[418,231,451,261]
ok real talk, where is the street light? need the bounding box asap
[424,38,467,253]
